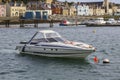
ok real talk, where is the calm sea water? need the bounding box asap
[0,24,120,80]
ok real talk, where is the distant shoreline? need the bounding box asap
[0,15,120,25]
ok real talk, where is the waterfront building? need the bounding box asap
[51,1,72,16]
[0,3,6,17]
[26,1,52,19]
[89,8,93,16]
[96,8,105,16]
[117,4,120,10]
[112,6,118,14]
[61,1,69,16]
[6,1,26,17]
[94,6,105,15]
[38,3,52,16]
[76,4,89,16]
[78,0,115,16]
[69,6,76,16]
[62,7,69,16]
[116,6,120,14]
[51,3,61,15]
[111,4,120,15]
[45,0,53,4]
[80,2,105,16]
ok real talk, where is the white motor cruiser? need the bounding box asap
[106,18,117,24]
[117,18,120,23]
[94,18,106,24]
[16,30,95,58]
[87,18,106,25]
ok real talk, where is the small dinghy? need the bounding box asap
[16,30,95,58]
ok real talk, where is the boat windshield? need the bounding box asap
[34,32,44,39]
[45,33,66,42]
[45,33,60,38]
[32,32,66,43]
[33,32,60,39]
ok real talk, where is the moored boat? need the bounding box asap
[59,20,81,26]
[16,30,95,58]
[117,18,120,23]
[59,20,71,26]
[106,18,117,24]
[94,18,106,24]
[87,18,106,25]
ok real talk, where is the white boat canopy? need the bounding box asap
[32,30,65,43]
[38,30,61,38]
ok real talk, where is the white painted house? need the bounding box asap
[76,4,89,16]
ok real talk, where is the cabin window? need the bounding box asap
[46,37,65,42]
[45,33,59,38]
[47,38,57,42]
[31,38,48,44]
[55,49,58,51]
[44,48,46,50]
[2,14,4,17]
[34,33,44,39]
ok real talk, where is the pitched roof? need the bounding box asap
[8,2,25,6]
[26,1,51,10]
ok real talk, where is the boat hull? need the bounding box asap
[20,52,91,58]
[16,45,95,58]
[59,23,74,26]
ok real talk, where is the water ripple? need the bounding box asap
[0,26,120,80]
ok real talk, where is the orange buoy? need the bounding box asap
[93,56,99,63]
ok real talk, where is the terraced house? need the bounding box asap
[76,3,89,16]
[75,0,120,16]
[0,2,6,17]
[6,1,26,17]
[51,1,63,15]
[26,1,52,15]
[69,5,77,16]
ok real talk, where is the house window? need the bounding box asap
[2,14,4,17]
[15,12,18,16]
[44,13,47,15]
[12,13,14,16]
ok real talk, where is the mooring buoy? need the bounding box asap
[93,30,96,33]
[103,59,110,63]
